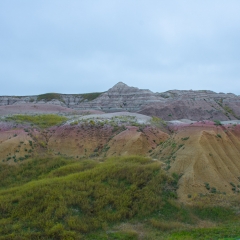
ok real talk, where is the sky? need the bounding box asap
[0,0,240,96]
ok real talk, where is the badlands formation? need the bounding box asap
[1,82,240,201]
[1,81,240,121]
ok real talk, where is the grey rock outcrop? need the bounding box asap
[75,82,164,112]
[1,82,240,121]
[140,89,240,121]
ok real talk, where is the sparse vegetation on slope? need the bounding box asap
[6,114,67,128]
[37,93,64,102]
[151,116,167,127]
[80,92,103,101]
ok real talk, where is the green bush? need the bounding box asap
[214,120,222,126]
[216,134,222,138]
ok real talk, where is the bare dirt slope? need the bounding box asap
[106,126,168,156]
[0,121,168,163]
[153,122,240,201]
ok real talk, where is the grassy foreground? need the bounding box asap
[0,156,239,239]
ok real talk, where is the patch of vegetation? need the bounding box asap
[216,99,239,120]
[167,223,240,240]
[193,205,235,223]
[214,120,222,126]
[0,156,239,239]
[6,114,67,128]
[0,156,177,238]
[110,115,139,126]
[216,134,222,138]
[230,182,240,193]
[147,203,239,239]
[70,120,79,126]
[80,92,103,101]
[204,182,210,190]
[102,144,110,153]
[37,93,64,103]
[151,116,167,127]
[181,137,189,141]
[0,157,75,189]
[210,187,217,193]
[86,231,138,240]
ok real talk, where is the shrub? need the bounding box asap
[216,134,222,138]
[214,120,222,126]
[210,187,217,193]
[204,182,210,190]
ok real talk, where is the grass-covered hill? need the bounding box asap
[0,156,240,239]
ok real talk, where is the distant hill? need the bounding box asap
[1,82,240,121]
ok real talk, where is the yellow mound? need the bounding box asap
[164,125,240,201]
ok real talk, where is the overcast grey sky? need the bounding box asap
[0,0,240,95]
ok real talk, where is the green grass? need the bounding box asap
[80,92,103,101]
[37,93,64,102]
[191,206,235,222]
[0,156,175,239]
[85,231,138,240]
[0,157,76,189]
[0,156,239,239]
[151,116,167,127]
[6,114,67,128]
[167,223,240,240]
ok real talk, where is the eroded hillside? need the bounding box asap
[1,82,240,121]
[152,121,240,201]
[1,113,240,202]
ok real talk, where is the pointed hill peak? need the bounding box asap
[108,82,154,94]
[111,82,129,88]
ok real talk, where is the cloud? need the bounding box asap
[0,0,240,95]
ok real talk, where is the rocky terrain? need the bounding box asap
[1,82,240,201]
[1,82,240,239]
[1,93,240,238]
[1,82,240,121]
